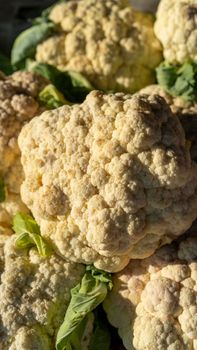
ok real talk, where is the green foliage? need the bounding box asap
[56,266,113,350]
[27,61,94,103]
[39,84,69,109]
[156,61,197,102]
[13,213,53,257]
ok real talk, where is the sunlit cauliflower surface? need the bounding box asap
[36,0,162,93]
[139,85,197,161]
[18,91,197,272]
[0,236,85,350]
[104,230,197,350]
[0,71,48,239]
[154,0,197,64]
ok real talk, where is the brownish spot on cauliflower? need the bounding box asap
[139,85,197,161]
[18,91,197,272]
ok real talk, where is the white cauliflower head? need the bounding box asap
[139,85,197,161]
[0,71,48,240]
[0,235,85,350]
[104,227,197,350]
[36,0,162,93]
[18,91,197,272]
[154,0,197,64]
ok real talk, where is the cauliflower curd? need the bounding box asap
[0,236,85,350]
[36,0,162,93]
[19,91,197,272]
[154,0,197,64]
[104,228,197,350]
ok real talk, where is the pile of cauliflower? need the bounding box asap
[0,0,197,349]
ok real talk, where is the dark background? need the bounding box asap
[0,0,55,55]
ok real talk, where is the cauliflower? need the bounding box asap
[103,227,197,350]
[154,0,197,64]
[0,235,85,350]
[0,71,48,238]
[139,85,197,161]
[35,0,162,93]
[18,91,197,272]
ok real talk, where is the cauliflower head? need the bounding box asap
[0,71,48,240]
[18,91,197,272]
[139,85,197,161]
[35,0,162,93]
[0,235,85,350]
[154,0,197,64]
[104,228,197,350]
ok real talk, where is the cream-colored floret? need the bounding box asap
[139,85,197,161]
[0,236,85,350]
[154,0,197,63]
[104,231,197,350]
[36,0,162,93]
[18,91,197,272]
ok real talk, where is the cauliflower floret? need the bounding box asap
[139,85,197,161]
[154,0,197,64]
[18,91,197,272]
[0,71,48,241]
[104,229,197,350]
[0,235,85,350]
[36,0,162,93]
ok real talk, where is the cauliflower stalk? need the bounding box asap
[18,90,197,272]
[104,228,197,350]
[12,0,162,93]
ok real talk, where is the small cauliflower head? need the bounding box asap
[18,91,197,272]
[104,231,197,350]
[154,0,197,63]
[0,236,85,350]
[36,0,162,93]
[139,85,197,161]
[0,71,48,238]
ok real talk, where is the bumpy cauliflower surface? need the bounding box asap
[0,236,85,350]
[139,85,197,161]
[0,71,48,239]
[36,0,162,93]
[104,228,197,350]
[18,91,197,272]
[154,0,197,63]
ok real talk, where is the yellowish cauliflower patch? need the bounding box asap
[19,91,197,272]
